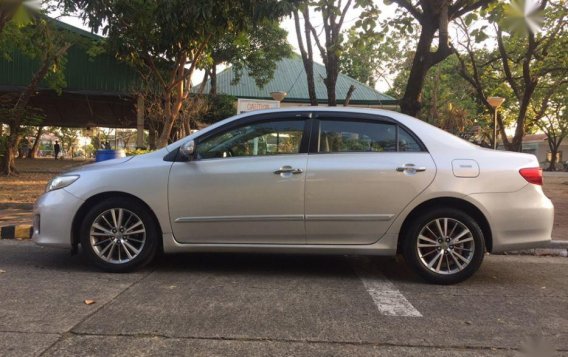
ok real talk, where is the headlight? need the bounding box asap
[46,175,80,192]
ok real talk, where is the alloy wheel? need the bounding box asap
[416,217,475,275]
[89,208,147,264]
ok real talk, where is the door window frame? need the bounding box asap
[308,112,428,154]
[169,112,314,162]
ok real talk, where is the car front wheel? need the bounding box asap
[80,197,158,272]
[403,208,485,284]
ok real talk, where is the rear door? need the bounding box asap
[305,113,436,245]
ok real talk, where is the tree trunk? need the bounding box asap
[1,43,70,175]
[324,53,338,106]
[27,126,43,159]
[429,69,440,125]
[547,139,560,171]
[399,24,436,116]
[508,83,537,152]
[156,82,184,148]
[294,9,318,106]
[344,85,356,106]
[209,66,217,96]
[148,129,156,150]
[1,124,21,175]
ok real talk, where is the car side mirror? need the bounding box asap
[180,140,195,161]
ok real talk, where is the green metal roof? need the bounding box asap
[0,17,143,95]
[194,54,397,105]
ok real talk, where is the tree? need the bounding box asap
[389,53,485,142]
[456,0,568,151]
[535,86,568,170]
[206,20,292,96]
[0,15,71,175]
[386,0,494,116]
[293,5,318,105]
[0,0,26,33]
[66,0,293,148]
[27,126,43,159]
[293,0,379,106]
[54,127,80,158]
[339,28,382,87]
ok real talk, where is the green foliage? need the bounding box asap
[63,0,292,146]
[125,148,153,156]
[0,14,73,94]
[53,127,80,152]
[456,0,568,150]
[197,94,237,124]
[0,97,45,126]
[208,20,292,89]
[339,26,405,87]
[389,55,486,140]
[65,0,292,72]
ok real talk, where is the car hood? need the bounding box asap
[66,156,135,174]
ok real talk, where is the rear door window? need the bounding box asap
[317,119,424,153]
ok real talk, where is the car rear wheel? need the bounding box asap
[80,197,158,272]
[402,208,485,284]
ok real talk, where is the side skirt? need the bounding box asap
[161,232,399,256]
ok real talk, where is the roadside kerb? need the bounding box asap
[0,224,33,240]
[504,240,568,257]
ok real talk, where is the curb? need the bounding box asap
[503,240,568,257]
[0,225,33,240]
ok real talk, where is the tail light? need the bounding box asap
[519,167,543,185]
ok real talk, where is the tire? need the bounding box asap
[80,197,159,273]
[402,208,485,284]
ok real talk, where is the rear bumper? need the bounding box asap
[468,184,554,253]
[32,188,84,248]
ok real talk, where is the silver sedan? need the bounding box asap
[33,108,553,284]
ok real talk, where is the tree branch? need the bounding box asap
[337,0,354,32]
[496,25,522,100]
[391,0,423,23]
[451,0,493,19]
[306,16,327,63]
[143,55,168,91]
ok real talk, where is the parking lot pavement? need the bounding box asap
[0,240,566,356]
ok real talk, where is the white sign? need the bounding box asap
[237,98,280,114]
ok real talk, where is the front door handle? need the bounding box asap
[396,164,426,173]
[274,165,303,175]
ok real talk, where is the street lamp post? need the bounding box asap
[270,91,287,102]
[487,96,505,150]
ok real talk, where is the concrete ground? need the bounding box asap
[0,240,566,356]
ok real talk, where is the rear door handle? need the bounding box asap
[396,164,426,173]
[274,165,303,175]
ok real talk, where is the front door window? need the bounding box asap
[197,120,305,160]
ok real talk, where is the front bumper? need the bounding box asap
[468,184,554,253]
[32,188,85,248]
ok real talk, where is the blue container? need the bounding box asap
[95,149,125,162]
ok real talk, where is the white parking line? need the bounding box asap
[352,258,422,317]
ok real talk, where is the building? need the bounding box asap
[522,133,568,167]
[0,16,146,145]
[194,54,397,109]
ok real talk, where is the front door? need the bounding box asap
[168,115,309,244]
[305,115,436,245]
